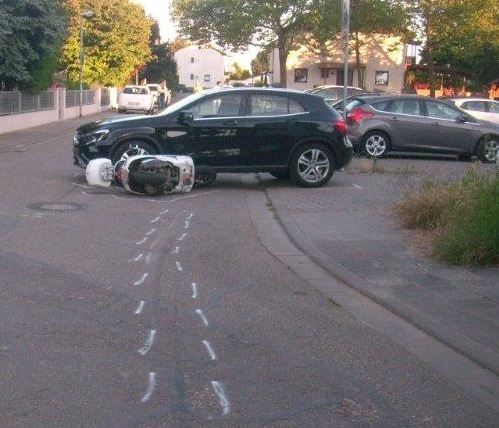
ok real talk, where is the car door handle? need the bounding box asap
[222,120,239,126]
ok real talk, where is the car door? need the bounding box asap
[158,92,245,167]
[372,98,428,151]
[423,100,479,153]
[237,93,307,166]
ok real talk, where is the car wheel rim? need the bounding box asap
[119,144,150,162]
[484,139,499,162]
[297,148,330,183]
[366,135,386,156]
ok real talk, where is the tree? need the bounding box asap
[140,21,178,89]
[171,0,317,87]
[0,0,68,90]
[424,0,499,90]
[59,0,153,88]
[251,49,270,76]
[229,62,251,81]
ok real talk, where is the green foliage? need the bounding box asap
[229,62,251,80]
[59,0,153,88]
[171,0,317,87]
[394,167,499,267]
[140,41,178,89]
[0,0,68,90]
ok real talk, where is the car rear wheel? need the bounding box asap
[111,141,157,164]
[362,131,389,157]
[290,143,334,187]
[476,136,498,163]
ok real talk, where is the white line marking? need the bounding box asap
[191,282,197,298]
[72,182,90,188]
[159,208,169,214]
[135,300,145,314]
[196,309,209,327]
[146,228,156,236]
[150,216,161,223]
[172,246,180,254]
[136,237,148,245]
[186,213,193,220]
[130,253,144,262]
[138,329,157,356]
[178,233,187,241]
[353,183,362,189]
[134,272,149,286]
[141,372,156,403]
[175,261,183,272]
[211,381,230,415]
[203,340,217,360]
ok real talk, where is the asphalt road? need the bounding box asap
[0,115,498,427]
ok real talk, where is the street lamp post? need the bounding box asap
[79,10,93,117]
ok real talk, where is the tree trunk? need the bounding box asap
[277,36,288,88]
[353,32,363,88]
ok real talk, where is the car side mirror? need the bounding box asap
[456,114,468,123]
[178,110,194,125]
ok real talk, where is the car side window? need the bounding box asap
[425,100,461,120]
[488,102,499,113]
[462,101,486,112]
[191,94,243,118]
[249,95,304,116]
[375,100,422,116]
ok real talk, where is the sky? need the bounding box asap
[131,0,256,69]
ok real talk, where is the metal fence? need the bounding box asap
[0,90,55,115]
[0,89,98,115]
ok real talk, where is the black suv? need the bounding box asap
[73,87,353,187]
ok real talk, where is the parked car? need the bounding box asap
[147,84,159,106]
[442,97,499,124]
[73,88,353,187]
[305,85,366,104]
[118,85,155,114]
[345,94,499,162]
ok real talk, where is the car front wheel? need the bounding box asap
[476,136,499,163]
[362,131,389,157]
[111,141,157,164]
[290,143,334,187]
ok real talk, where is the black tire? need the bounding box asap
[111,141,157,164]
[361,131,390,158]
[476,136,498,163]
[290,143,334,188]
[194,166,217,187]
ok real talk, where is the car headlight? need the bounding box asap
[83,129,109,145]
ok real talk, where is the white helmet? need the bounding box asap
[86,158,114,188]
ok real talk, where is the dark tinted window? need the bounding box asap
[489,102,499,113]
[462,101,486,112]
[249,94,304,116]
[374,99,422,116]
[191,94,243,118]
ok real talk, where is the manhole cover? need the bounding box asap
[28,202,84,212]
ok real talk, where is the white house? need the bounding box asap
[269,35,407,94]
[174,45,226,90]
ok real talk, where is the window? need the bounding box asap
[190,74,195,81]
[249,95,304,116]
[373,99,422,116]
[294,69,308,83]
[190,57,194,63]
[204,74,211,83]
[191,94,243,118]
[462,101,486,112]
[375,71,389,86]
[489,102,499,113]
[425,100,461,120]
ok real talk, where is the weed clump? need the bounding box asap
[393,167,499,267]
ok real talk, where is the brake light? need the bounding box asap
[333,118,347,135]
[347,108,374,124]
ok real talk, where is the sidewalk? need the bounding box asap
[263,163,499,377]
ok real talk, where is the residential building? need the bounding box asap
[269,35,407,94]
[174,45,225,90]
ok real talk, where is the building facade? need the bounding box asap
[269,35,407,94]
[174,45,226,90]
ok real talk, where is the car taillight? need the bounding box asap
[333,118,347,135]
[347,108,374,124]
